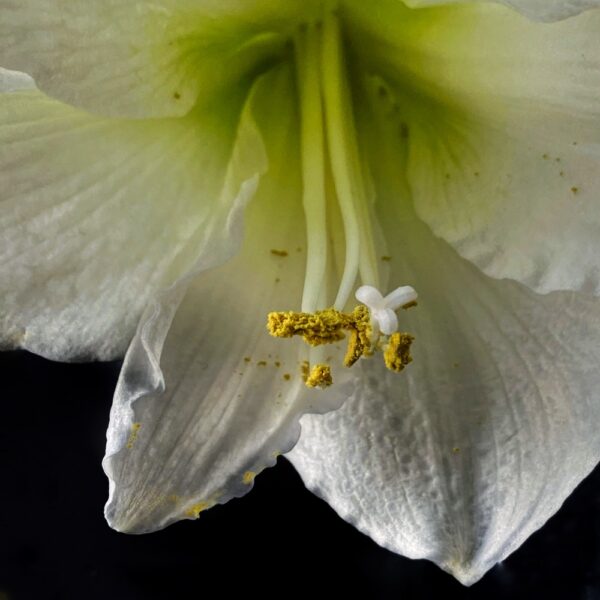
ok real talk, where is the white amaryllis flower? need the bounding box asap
[2,0,600,586]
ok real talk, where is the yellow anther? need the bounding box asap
[305,363,333,389]
[267,308,347,346]
[267,306,372,367]
[383,332,415,373]
[343,305,372,367]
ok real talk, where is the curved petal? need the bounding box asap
[103,64,351,533]
[287,95,600,585]
[0,76,265,360]
[401,0,600,21]
[0,0,316,118]
[345,1,600,294]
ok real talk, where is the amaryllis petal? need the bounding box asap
[0,71,264,360]
[0,0,315,118]
[288,89,600,585]
[403,0,600,20]
[104,65,350,532]
[2,0,600,586]
[289,207,600,587]
[348,1,600,293]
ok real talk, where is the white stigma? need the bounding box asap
[355,285,418,335]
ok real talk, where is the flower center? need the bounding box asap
[267,7,418,387]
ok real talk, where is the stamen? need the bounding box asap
[267,285,417,384]
[321,12,380,308]
[295,24,328,313]
[343,305,372,367]
[305,364,333,388]
[383,333,415,373]
[273,12,419,389]
[267,306,371,364]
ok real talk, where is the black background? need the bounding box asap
[2,350,600,600]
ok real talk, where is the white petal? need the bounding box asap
[347,1,600,294]
[0,1,314,118]
[0,79,266,360]
[288,87,600,585]
[289,208,600,585]
[103,64,351,533]
[401,0,600,20]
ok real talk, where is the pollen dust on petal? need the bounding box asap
[184,501,211,519]
[126,423,142,449]
[242,471,257,485]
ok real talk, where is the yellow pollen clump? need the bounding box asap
[305,364,333,389]
[384,332,415,373]
[268,308,346,346]
[343,306,373,367]
[270,249,289,257]
[267,306,371,368]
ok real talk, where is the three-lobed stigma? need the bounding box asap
[267,285,417,388]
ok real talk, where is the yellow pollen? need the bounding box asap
[301,360,311,382]
[343,306,372,368]
[305,364,333,389]
[268,308,346,346]
[267,306,371,367]
[268,301,416,387]
[184,501,211,519]
[402,300,418,310]
[126,422,142,449]
[242,471,256,485]
[270,249,289,257]
[383,333,415,373]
